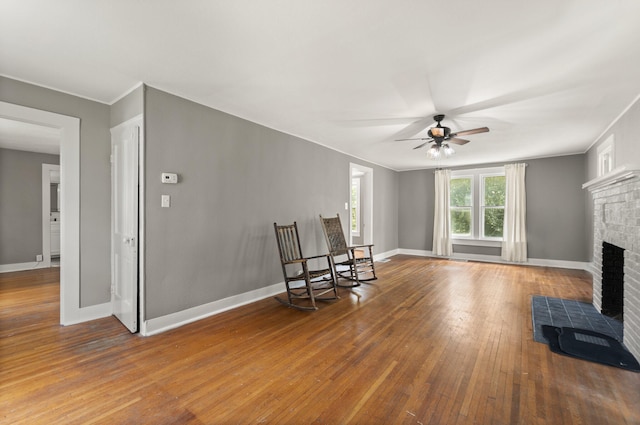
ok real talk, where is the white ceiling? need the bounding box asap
[2,0,640,170]
[0,117,61,155]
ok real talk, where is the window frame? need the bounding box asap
[350,177,361,237]
[480,172,506,241]
[450,175,474,239]
[450,166,505,246]
[597,134,615,177]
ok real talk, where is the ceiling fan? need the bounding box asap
[396,114,489,158]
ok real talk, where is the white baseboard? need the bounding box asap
[61,302,112,326]
[58,245,592,336]
[396,249,590,271]
[0,261,49,273]
[374,249,399,262]
[141,282,284,336]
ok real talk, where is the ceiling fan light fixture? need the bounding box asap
[442,143,455,156]
[431,127,445,138]
[426,143,454,160]
[427,145,441,159]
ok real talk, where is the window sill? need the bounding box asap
[452,239,502,248]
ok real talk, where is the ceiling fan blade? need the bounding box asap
[448,137,470,145]
[391,115,437,141]
[413,141,431,150]
[450,127,489,137]
[395,137,433,142]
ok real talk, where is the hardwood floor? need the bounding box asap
[1,257,639,424]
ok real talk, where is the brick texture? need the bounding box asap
[591,178,640,359]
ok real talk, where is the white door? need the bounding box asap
[111,121,140,333]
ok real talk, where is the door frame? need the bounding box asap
[349,163,373,245]
[0,101,87,325]
[41,164,60,268]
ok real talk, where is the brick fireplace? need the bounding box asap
[586,168,640,360]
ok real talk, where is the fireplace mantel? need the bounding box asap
[582,164,640,192]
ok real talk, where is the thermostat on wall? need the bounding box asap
[161,172,178,184]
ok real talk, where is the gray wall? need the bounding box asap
[110,85,144,127]
[0,148,59,264]
[143,87,398,319]
[398,169,434,251]
[526,155,587,261]
[585,98,640,261]
[0,76,111,306]
[397,154,589,262]
[371,165,399,253]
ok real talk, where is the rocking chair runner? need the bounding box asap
[319,214,377,287]
[273,222,338,311]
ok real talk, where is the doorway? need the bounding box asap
[0,101,80,325]
[349,163,373,246]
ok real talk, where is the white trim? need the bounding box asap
[140,248,401,336]
[61,302,112,326]
[139,246,593,336]
[396,249,589,270]
[374,249,400,262]
[140,248,406,336]
[451,166,504,176]
[350,177,361,237]
[140,247,399,336]
[42,164,59,269]
[587,92,640,152]
[0,262,49,273]
[108,82,144,105]
[349,163,374,246]
[452,239,502,248]
[597,134,615,177]
[138,115,146,330]
[0,101,86,326]
[0,73,109,105]
[109,114,144,133]
[141,282,284,336]
[582,164,640,192]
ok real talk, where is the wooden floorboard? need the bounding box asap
[1,256,639,424]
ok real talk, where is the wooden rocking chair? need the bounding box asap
[319,214,377,287]
[273,222,338,311]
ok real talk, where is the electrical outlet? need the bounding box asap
[36,254,43,262]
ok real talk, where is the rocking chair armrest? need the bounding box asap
[303,253,331,261]
[282,258,307,265]
[282,254,330,265]
[348,244,374,250]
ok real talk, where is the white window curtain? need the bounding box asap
[502,163,527,262]
[433,169,452,256]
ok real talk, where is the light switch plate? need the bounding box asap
[161,195,171,208]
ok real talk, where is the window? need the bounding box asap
[450,167,505,243]
[597,134,615,177]
[351,177,360,236]
[481,174,505,240]
[450,176,473,238]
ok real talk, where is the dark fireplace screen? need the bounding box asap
[601,242,624,321]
